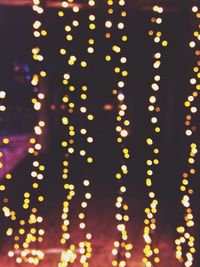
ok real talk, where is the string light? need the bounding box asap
[1,2,199,266]
[58,1,95,266]
[58,1,79,265]
[9,0,47,264]
[76,4,96,266]
[142,4,167,267]
[0,90,8,183]
[0,90,8,182]
[104,1,133,266]
[175,4,200,267]
[0,90,17,243]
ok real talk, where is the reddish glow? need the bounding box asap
[103,104,113,110]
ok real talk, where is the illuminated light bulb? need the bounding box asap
[89,15,95,21]
[151,83,159,91]
[66,34,73,41]
[62,1,69,8]
[118,93,125,101]
[190,78,196,84]
[151,117,157,123]
[57,4,96,265]
[88,47,94,53]
[149,96,156,103]
[14,2,47,263]
[120,57,127,63]
[0,91,6,98]
[80,150,86,156]
[189,41,195,48]
[120,130,128,137]
[60,48,66,55]
[105,0,133,265]
[58,11,64,17]
[162,40,168,46]
[81,61,87,67]
[80,107,87,113]
[88,0,95,6]
[72,20,79,27]
[105,21,112,28]
[118,81,125,88]
[143,4,167,265]
[87,114,94,120]
[118,22,124,30]
[185,130,192,136]
[112,45,121,53]
[0,105,6,111]
[175,5,199,264]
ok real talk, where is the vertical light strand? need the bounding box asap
[58,1,95,266]
[58,2,79,266]
[0,91,17,239]
[0,89,8,185]
[0,90,18,251]
[76,2,96,266]
[142,4,167,267]
[9,0,47,264]
[104,1,133,267]
[175,3,200,267]
[0,89,8,193]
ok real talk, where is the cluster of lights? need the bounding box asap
[58,1,80,265]
[0,90,18,257]
[1,1,199,266]
[0,90,8,187]
[0,90,6,112]
[0,90,8,180]
[74,3,96,266]
[0,90,17,244]
[142,4,167,267]
[58,1,94,266]
[58,2,80,265]
[175,4,200,267]
[104,1,133,267]
[8,0,47,264]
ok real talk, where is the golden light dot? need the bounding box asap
[61,141,68,147]
[83,180,90,186]
[66,35,73,41]
[87,157,93,163]
[0,185,5,191]
[146,138,153,145]
[89,23,96,30]
[122,35,128,42]
[81,61,87,67]
[106,55,111,61]
[58,11,64,17]
[112,45,121,53]
[162,40,168,46]
[87,137,93,143]
[3,138,9,144]
[80,150,86,156]
[72,20,79,27]
[60,48,66,55]
[38,196,44,202]
[33,183,39,189]
[87,114,94,120]
[6,173,12,180]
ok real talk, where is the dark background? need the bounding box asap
[0,1,199,266]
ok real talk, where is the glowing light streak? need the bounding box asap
[58,1,95,266]
[104,1,133,266]
[142,4,166,266]
[175,3,200,267]
[10,1,47,264]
